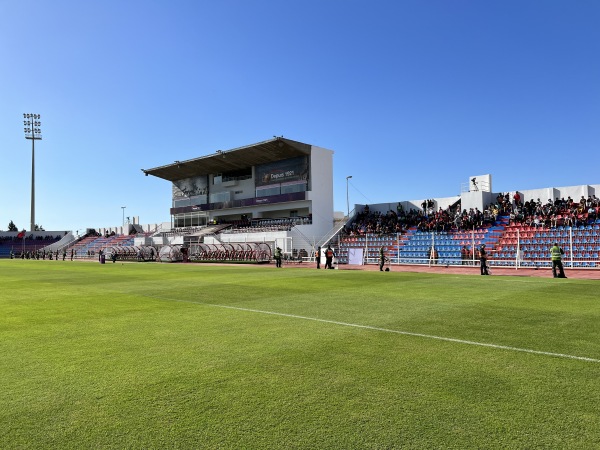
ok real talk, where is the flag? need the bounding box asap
[17,230,25,239]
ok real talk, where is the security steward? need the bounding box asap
[274,246,282,268]
[316,246,321,269]
[324,245,335,269]
[550,242,567,278]
[479,244,489,275]
[379,246,386,271]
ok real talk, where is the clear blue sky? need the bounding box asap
[1,0,599,232]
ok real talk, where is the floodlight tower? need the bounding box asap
[23,113,42,232]
[346,175,353,216]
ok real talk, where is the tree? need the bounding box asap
[8,221,17,232]
[34,224,45,231]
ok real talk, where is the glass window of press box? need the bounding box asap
[173,195,207,208]
[173,212,209,228]
[256,181,306,197]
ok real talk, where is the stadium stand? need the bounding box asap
[5,137,599,272]
[0,234,63,258]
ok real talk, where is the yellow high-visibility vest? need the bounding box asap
[551,246,562,261]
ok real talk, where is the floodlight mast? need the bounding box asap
[346,175,353,217]
[23,113,42,232]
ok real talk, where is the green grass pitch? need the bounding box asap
[1,260,599,449]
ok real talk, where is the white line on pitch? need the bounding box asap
[204,303,599,364]
[127,292,599,364]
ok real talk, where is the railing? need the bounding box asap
[316,210,355,249]
[338,225,600,270]
[150,223,174,237]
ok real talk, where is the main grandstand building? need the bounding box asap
[142,137,335,255]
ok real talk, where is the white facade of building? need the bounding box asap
[142,138,336,253]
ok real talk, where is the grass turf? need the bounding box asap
[0,260,599,448]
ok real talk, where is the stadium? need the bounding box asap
[4,0,600,446]
[3,136,600,276]
[1,137,599,448]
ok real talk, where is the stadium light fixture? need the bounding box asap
[121,206,126,227]
[346,175,353,217]
[23,113,42,232]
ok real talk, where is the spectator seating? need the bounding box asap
[222,217,311,234]
[0,235,62,258]
[492,223,600,268]
[338,224,503,266]
[339,214,600,268]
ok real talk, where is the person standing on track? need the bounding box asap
[324,245,335,269]
[479,244,489,275]
[274,246,282,268]
[550,242,567,278]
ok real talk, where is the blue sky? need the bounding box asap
[1,0,599,232]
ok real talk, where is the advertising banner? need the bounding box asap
[348,248,364,265]
[255,156,308,187]
[172,176,208,200]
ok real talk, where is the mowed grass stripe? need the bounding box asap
[103,263,600,364]
[200,303,600,363]
[112,289,600,364]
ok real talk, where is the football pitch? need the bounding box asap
[1,260,598,449]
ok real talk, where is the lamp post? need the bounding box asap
[121,206,126,227]
[346,175,353,217]
[23,114,42,232]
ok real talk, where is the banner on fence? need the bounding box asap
[348,248,364,265]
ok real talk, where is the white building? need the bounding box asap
[142,137,335,253]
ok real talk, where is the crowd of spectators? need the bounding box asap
[508,195,600,228]
[344,193,600,237]
[344,202,498,236]
[0,234,63,242]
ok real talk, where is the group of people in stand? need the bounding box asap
[344,193,600,240]
[508,195,600,228]
[345,203,501,237]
